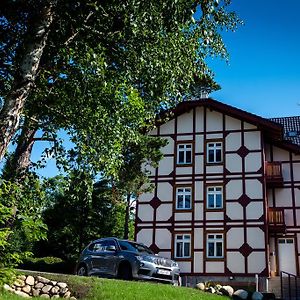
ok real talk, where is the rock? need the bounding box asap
[206,287,215,294]
[233,289,248,300]
[252,291,263,300]
[37,276,50,284]
[51,286,60,294]
[18,275,27,281]
[16,287,22,291]
[22,285,32,294]
[195,282,205,291]
[25,275,35,286]
[57,282,68,289]
[32,289,41,297]
[220,285,234,297]
[51,296,60,299]
[42,284,53,294]
[35,282,45,289]
[40,294,50,298]
[14,290,31,298]
[60,287,69,295]
[63,291,71,298]
[70,297,77,300]
[14,278,25,287]
[50,281,57,286]
[3,284,14,292]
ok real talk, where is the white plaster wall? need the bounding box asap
[226,202,243,220]
[195,181,204,201]
[227,228,244,248]
[137,229,153,246]
[155,229,171,249]
[225,116,242,131]
[295,189,300,207]
[157,182,173,201]
[156,204,173,222]
[138,205,154,222]
[161,137,174,155]
[227,252,245,273]
[244,131,261,150]
[226,180,243,200]
[206,165,223,174]
[245,152,262,173]
[194,228,203,248]
[158,157,173,176]
[247,228,265,248]
[160,119,175,135]
[195,155,204,174]
[206,261,224,273]
[139,191,155,203]
[226,132,242,151]
[226,154,242,173]
[194,252,203,273]
[247,252,266,273]
[282,162,291,181]
[178,261,191,273]
[296,209,300,226]
[174,212,192,221]
[206,110,223,132]
[293,162,300,181]
[285,209,294,226]
[273,146,290,161]
[177,135,193,141]
[246,202,264,220]
[176,166,193,175]
[195,134,204,152]
[195,107,204,132]
[177,111,193,133]
[274,188,293,207]
[194,203,203,221]
[149,128,158,136]
[206,212,224,220]
[245,179,263,199]
[158,251,171,259]
[244,122,257,130]
[206,133,223,139]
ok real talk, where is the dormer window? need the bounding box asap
[177,143,192,165]
[286,131,298,138]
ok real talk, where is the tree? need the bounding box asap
[0,0,241,164]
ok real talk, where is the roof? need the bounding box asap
[157,98,300,153]
[270,116,300,146]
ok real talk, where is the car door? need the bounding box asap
[90,241,108,274]
[103,239,120,276]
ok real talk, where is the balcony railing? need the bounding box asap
[266,162,283,187]
[268,208,286,233]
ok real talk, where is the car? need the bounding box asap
[76,237,181,285]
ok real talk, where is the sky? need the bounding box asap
[208,0,300,118]
[30,0,300,177]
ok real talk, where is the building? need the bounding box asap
[135,97,300,284]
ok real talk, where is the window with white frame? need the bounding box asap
[175,234,191,258]
[176,187,192,210]
[177,143,192,164]
[207,186,223,209]
[207,234,223,258]
[207,141,222,163]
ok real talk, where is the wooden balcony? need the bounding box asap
[266,162,283,187]
[268,208,286,234]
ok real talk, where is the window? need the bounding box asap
[176,187,192,210]
[207,186,223,209]
[175,234,191,258]
[177,143,192,165]
[207,142,222,163]
[207,234,223,258]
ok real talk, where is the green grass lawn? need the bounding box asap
[0,273,229,300]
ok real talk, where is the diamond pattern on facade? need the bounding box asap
[149,243,160,254]
[237,145,250,158]
[150,197,162,209]
[239,243,253,257]
[238,194,251,207]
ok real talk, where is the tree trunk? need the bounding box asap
[123,193,131,239]
[0,4,54,160]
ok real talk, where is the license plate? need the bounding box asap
[157,269,171,275]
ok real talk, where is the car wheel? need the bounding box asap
[117,262,132,280]
[77,264,88,276]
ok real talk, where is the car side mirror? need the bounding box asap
[107,245,117,252]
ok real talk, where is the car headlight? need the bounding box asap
[172,261,179,267]
[136,255,157,263]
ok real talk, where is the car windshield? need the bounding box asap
[119,241,154,254]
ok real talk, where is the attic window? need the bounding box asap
[286,131,299,137]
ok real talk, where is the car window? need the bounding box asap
[89,241,106,252]
[118,241,153,254]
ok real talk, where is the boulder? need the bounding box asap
[70,297,77,300]
[220,285,234,297]
[51,296,60,299]
[233,289,248,300]
[25,275,35,286]
[57,282,67,289]
[60,287,68,295]
[32,288,41,297]
[40,294,51,298]
[195,282,205,291]
[22,285,31,294]
[206,287,215,294]
[3,284,14,292]
[63,291,71,298]
[18,275,27,281]
[14,290,31,298]
[14,278,25,287]
[51,286,60,294]
[50,281,57,286]
[37,276,50,284]
[252,291,263,300]
[35,282,45,289]
[42,284,53,294]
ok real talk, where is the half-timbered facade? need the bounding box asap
[135,97,300,283]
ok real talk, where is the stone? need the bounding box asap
[206,287,215,294]
[3,284,14,292]
[50,281,57,286]
[51,286,60,294]
[42,284,53,294]
[14,290,31,298]
[22,285,32,294]
[252,291,263,300]
[60,287,68,295]
[195,282,205,291]
[25,275,35,286]
[16,287,22,291]
[14,278,25,287]
[37,276,50,284]
[51,296,60,299]
[18,275,27,281]
[57,282,67,289]
[63,291,71,298]
[35,282,45,289]
[40,294,50,298]
[233,289,248,300]
[220,285,234,297]
[32,289,41,297]
[70,297,77,300]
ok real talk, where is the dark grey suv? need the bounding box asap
[76,237,180,285]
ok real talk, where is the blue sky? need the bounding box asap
[30,0,300,177]
[209,0,300,118]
